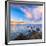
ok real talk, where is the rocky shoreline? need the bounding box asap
[12,32,42,40]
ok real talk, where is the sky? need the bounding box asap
[10,4,43,22]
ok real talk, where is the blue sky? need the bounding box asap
[10,4,42,22]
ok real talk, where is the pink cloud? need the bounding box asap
[20,7,33,19]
